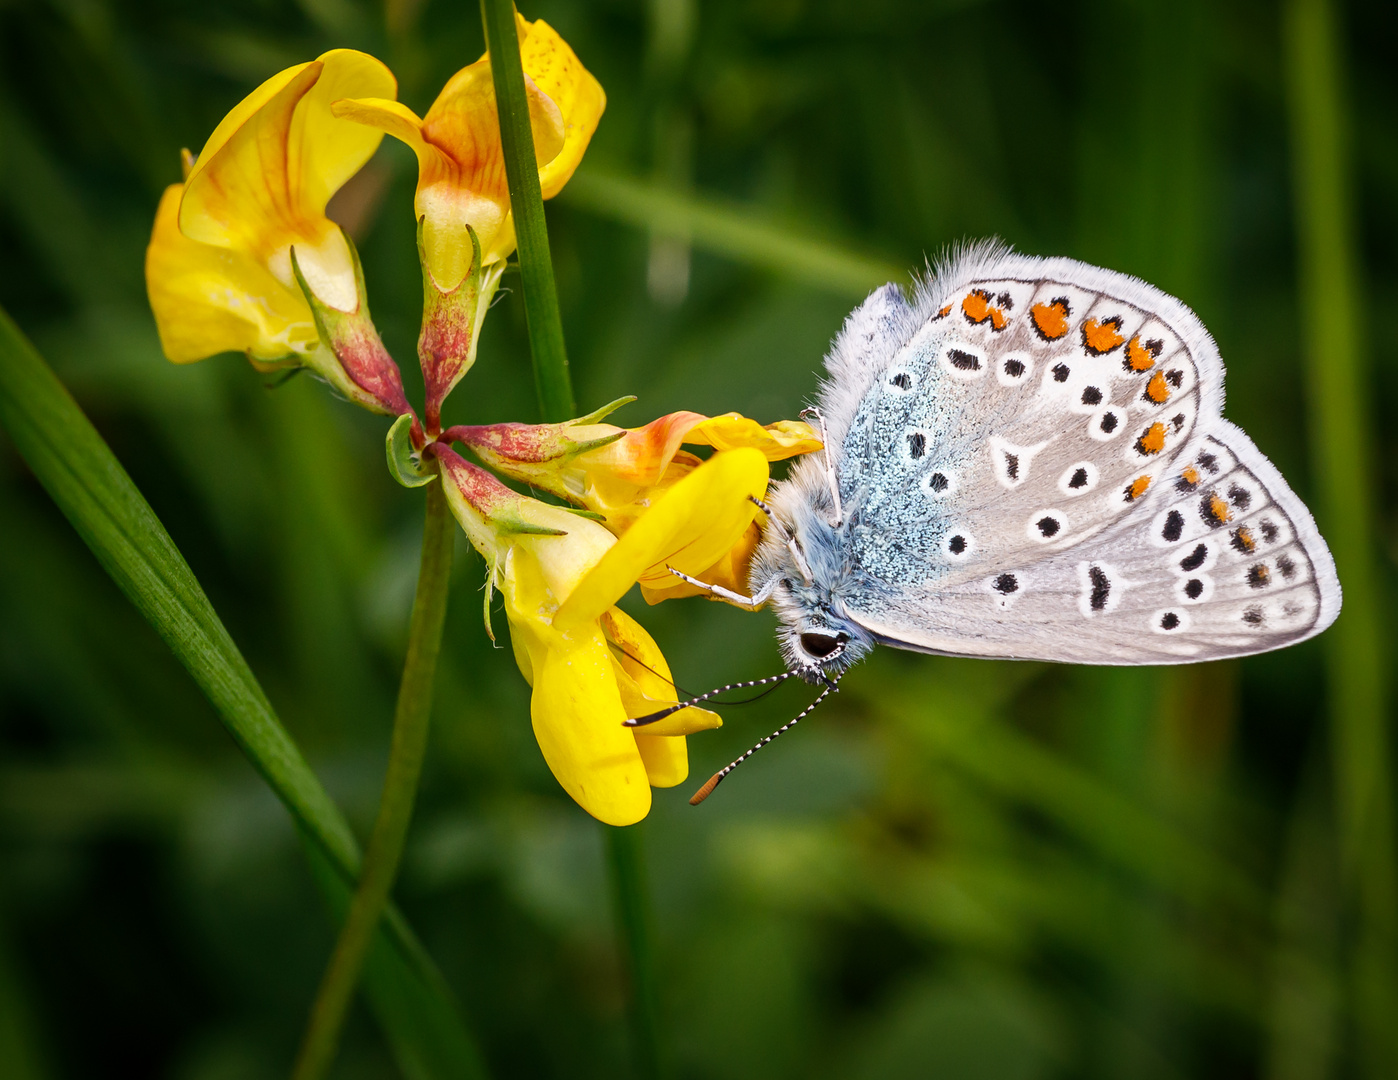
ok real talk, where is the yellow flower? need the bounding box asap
[435,445,769,824]
[445,408,821,601]
[145,50,411,415]
[333,14,605,292]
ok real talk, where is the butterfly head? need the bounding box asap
[750,489,874,681]
[773,585,873,681]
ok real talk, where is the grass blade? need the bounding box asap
[561,169,904,298]
[1283,0,1398,1074]
[0,306,486,1080]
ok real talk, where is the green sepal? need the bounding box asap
[563,430,627,456]
[569,396,636,426]
[563,507,608,522]
[494,516,569,538]
[386,414,434,489]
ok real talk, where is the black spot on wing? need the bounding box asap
[1180,544,1208,571]
[1088,566,1111,611]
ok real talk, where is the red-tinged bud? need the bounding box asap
[291,240,413,417]
[417,221,504,434]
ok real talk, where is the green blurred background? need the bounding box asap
[1,0,1395,1076]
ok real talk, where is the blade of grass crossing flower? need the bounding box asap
[0,307,486,1080]
[1283,0,1398,1074]
[293,477,456,1080]
[480,0,575,422]
[480,6,664,1074]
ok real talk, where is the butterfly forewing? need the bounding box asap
[825,251,1338,663]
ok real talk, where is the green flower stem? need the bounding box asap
[1284,0,1398,1072]
[606,824,665,1080]
[292,477,456,1080]
[480,4,664,1074]
[479,0,576,422]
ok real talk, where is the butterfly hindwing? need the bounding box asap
[815,247,1338,663]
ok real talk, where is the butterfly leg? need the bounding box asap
[799,406,844,528]
[665,565,777,610]
[748,495,814,583]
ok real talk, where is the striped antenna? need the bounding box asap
[689,677,840,805]
[623,670,797,728]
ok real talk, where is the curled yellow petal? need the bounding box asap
[601,608,720,736]
[686,415,822,459]
[182,51,394,279]
[635,735,687,789]
[145,185,318,363]
[556,448,769,631]
[640,518,763,603]
[527,626,651,826]
[519,16,607,199]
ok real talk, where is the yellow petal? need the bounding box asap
[145,184,318,363]
[597,610,694,788]
[635,734,688,789]
[556,448,769,630]
[528,625,651,825]
[518,16,607,200]
[601,607,721,735]
[331,97,432,161]
[356,60,564,287]
[180,51,393,310]
[686,415,823,460]
[640,518,763,603]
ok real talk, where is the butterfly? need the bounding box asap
[644,243,1341,802]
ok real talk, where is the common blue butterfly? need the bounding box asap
[648,244,1341,802]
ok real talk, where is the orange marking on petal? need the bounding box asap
[1135,422,1167,455]
[1125,334,1162,372]
[1125,475,1151,500]
[961,289,1008,331]
[1031,298,1070,340]
[1145,370,1170,403]
[1082,316,1126,355]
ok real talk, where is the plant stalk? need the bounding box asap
[1283,0,1398,1073]
[480,0,576,422]
[606,824,665,1080]
[480,6,664,1075]
[291,477,456,1080]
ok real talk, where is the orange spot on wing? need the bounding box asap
[1125,334,1162,372]
[934,304,951,320]
[1135,422,1167,455]
[1181,465,1200,486]
[1206,492,1232,525]
[962,289,1008,330]
[1125,475,1151,500]
[1145,370,1170,403]
[1082,316,1125,355]
[1232,526,1256,553]
[1031,298,1070,340]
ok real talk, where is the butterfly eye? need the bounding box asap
[799,631,847,659]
